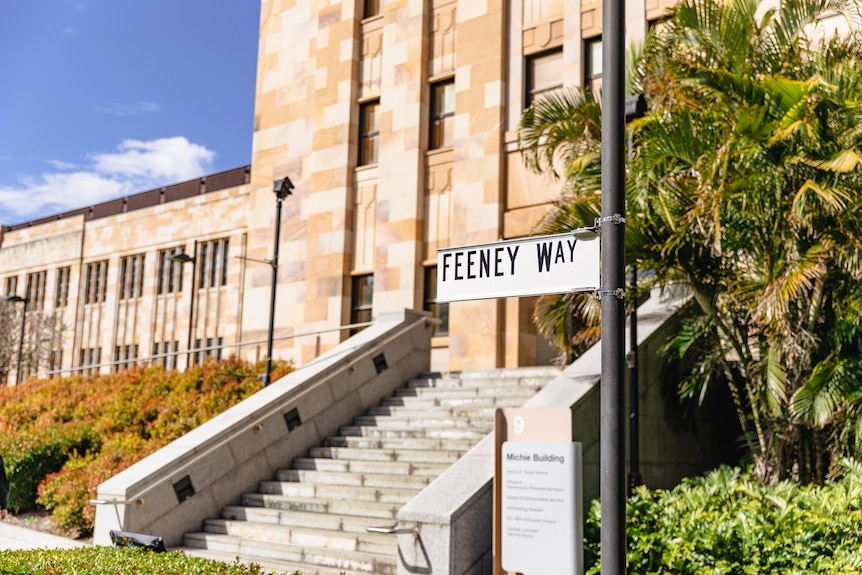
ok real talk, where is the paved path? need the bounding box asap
[0,521,90,551]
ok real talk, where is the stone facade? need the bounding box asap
[1,0,673,383]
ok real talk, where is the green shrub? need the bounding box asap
[587,460,862,574]
[1,425,98,511]
[0,357,292,534]
[0,546,293,574]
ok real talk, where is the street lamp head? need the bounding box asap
[4,294,26,303]
[625,93,647,122]
[168,253,195,265]
[273,177,294,200]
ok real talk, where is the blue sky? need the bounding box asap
[0,1,261,226]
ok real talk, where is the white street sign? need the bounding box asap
[436,230,599,303]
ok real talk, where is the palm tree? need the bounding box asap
[520,0,862,482]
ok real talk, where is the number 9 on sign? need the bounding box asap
[513,415,525,435]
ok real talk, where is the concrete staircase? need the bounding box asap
[180,367,560,574]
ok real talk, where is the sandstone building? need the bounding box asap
[0,0,678,384]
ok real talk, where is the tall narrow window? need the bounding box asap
[424,266,449,336]
[359,100,380,166]
[351,274,374,333]
[26,271,47,309]
[363,0,381,18]
[79,347,102,376]
[430,79,455,149]
[119,254,146,300]
[197,238,230,289]
[157,247,185,295]
[153,340,180,370]
[585,37,602,93]
[55,266,71,307]
[4,276,17,297]
[526,48,563,106]
[84,261,109,304]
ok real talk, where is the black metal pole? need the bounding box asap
[600,0,627,568]
[16,296,28,384]
[187,241,198,369]
[263,194,284,386]
[628,264,641,495]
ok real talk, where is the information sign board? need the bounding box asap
[501,441,582,575]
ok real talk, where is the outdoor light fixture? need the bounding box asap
[168,253,195,265]
[5,294,28,384]
[273,176,294,200]
[264,176,295,385]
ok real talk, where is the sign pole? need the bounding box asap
[600,0,627,569]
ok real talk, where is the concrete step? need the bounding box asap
[201,519,397,554]
[275,468,435,490]
[379,394,537,409]
[309,445,466,463]
[352,414,495,428]
[241,493,401,520]
[292,456,450,476]
[183,532,397,575]
[368,404,502,417]
[337,425,490,440]
[257,479,418,504]
[406,369,559,390]
[322,434,477,451]
[392,385,540,399]
[220,507,394,536]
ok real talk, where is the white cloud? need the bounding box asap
[0,137,215,224]
[93,137,215,181]
[44,159,79,170]
[93,102,161,117]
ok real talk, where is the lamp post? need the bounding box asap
[625,93,646,495]
[169,246,197,369]
[264,176,294,386]
[5,293,28,384]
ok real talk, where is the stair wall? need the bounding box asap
[92,308,434,547]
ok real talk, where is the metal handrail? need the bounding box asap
[366,522,417,535]
[35,321,375,378]
[89,313,434,508]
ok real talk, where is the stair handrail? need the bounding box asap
[366,522,418,535]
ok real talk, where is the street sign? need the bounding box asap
[436,229,599,303]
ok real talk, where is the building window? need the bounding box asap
[113,344,139,373]
[585,37,602,93]
[4,276,17,297]
[84,261,109,305]
[363,0,381,18]
[55,267,71,307]
[359,100,380,166]
[423,267,449,336]
[157,247,186,295]
[526,48,563,106]
[351,274,374,332]
[119,254,146,300]
[198,238,230,289]
[153,341,180,370]
[430,79,455,149]
[78,347,101,376]
[193,337,223,365]
[26,271,47,309]
[49,349,62,377]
